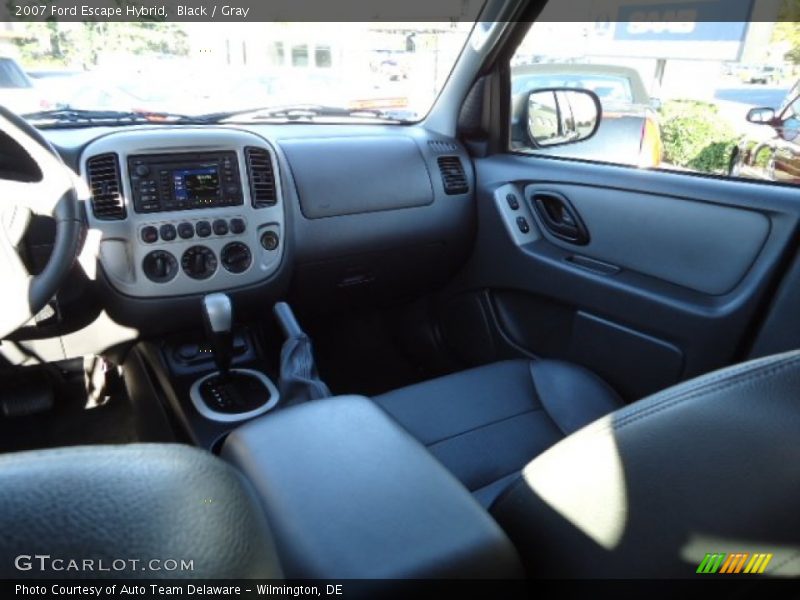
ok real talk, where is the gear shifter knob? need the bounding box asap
[202,293,233,378]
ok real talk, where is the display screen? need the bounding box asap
[130,151,241,213]
[173,166,220,204]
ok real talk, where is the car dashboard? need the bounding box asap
[13,122,475,360]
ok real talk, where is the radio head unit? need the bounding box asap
[129,151,243,213]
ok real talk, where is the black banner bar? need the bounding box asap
[0,0,791,23]
[3,578,798,600]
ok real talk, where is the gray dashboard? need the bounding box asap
[18,122,474,356]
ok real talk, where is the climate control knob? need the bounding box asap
[221,242,252,274]
[142,250,177,283]
[181,246,217,280]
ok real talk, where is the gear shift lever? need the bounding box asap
[192,293,279,421]
[202,293,233,379]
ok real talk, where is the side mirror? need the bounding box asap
[526,88,601,148]
[650,97,662,111]
[746,107,776,125]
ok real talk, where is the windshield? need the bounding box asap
[4,22,475,124]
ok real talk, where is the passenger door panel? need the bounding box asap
[443,155,799,401]
[524,182,770,295]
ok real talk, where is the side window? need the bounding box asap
[510,14,798,185]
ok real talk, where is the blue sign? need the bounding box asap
[614,1,751,42]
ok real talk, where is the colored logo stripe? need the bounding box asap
[745,553,773,574]
[696,553,773,574]
[719,553,749,573]
[697,554,725,574]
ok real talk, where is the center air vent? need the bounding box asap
[86,153,125,220]
[245,146,277,208]
[437,156,469,195]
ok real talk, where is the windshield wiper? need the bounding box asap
[22,105,407,128]
[194,104,402,123]
[21,108,204,127]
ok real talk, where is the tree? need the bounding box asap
[12,21,189,68]
[773,0,800,64]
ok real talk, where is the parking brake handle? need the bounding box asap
[273,302,331,403]
[274,301,304,339]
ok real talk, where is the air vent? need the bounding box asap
[428,140,458,154]
[437,156,469,195]
[245,146,277,208]
[86,153,125,220]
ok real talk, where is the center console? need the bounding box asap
[133,295,331,451]
[80,128,284,298]
[221,395,524,579]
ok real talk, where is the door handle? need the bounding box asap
[531,192,590,245]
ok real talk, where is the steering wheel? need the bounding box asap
[0,107,84,339]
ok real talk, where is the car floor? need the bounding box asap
[0,304,457,453]
[0,364,146,454]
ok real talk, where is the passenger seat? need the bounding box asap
[374,359,622,507]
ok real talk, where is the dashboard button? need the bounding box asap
[195,220,212,238]
[229,218,246,234]
[260,231,279,251]
[134,164,150,177]
[141,226,158,244]
[159,223,177,241]
[177,222,194,239]
[506,193,520,210]
[212,219,229,236]
[516,216,530,234]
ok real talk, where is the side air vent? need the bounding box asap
[86,153,125,220]
[428,140,458,154]
[245,146,277,208]
[437,156,469,195]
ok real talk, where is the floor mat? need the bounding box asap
[0,366,140,454]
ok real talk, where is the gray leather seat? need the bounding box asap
[489,350,800,577]
[375,359,622,507]
[0,444,283,579]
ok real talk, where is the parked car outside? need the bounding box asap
[739,64,781,85]
[729,79,800,184]
[0,57,49,114]
[510,63,663,168]
[26,68,86,109]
